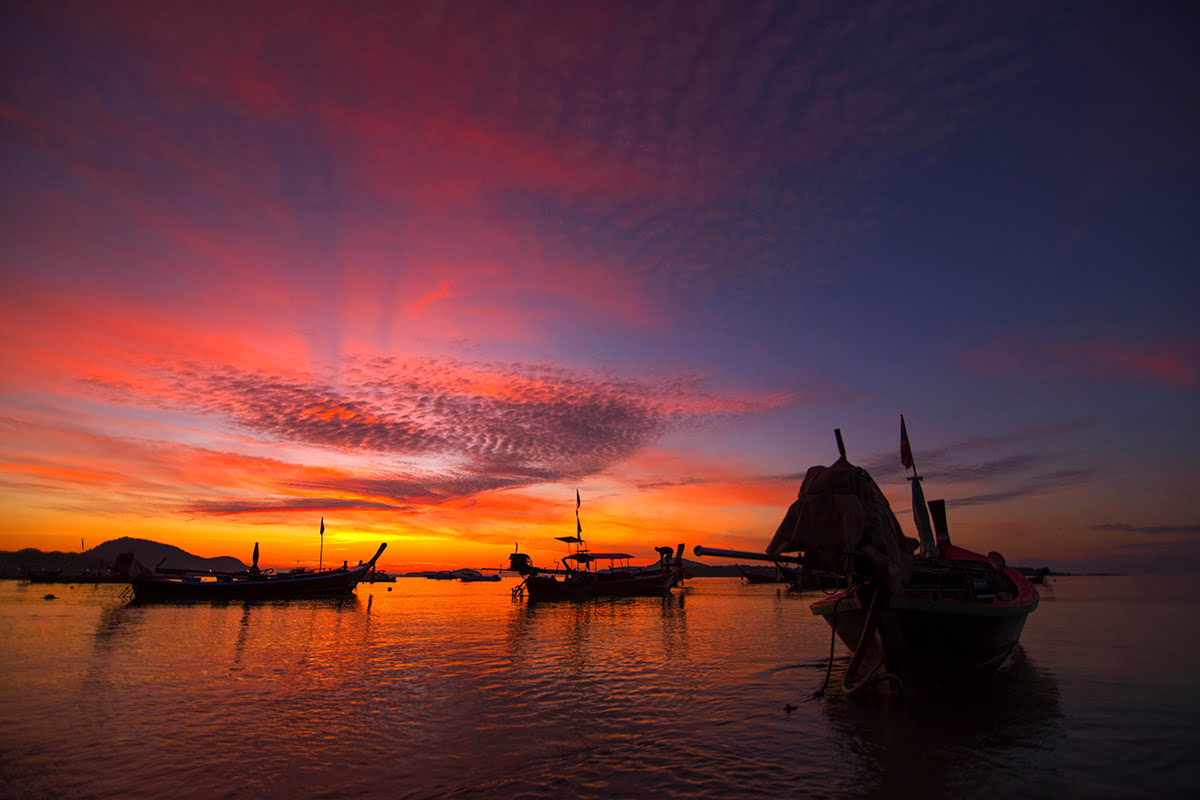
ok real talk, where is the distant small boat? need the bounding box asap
[737,563,794,584]
[368,568,397,583]
[1022,567,1051,585]
[696,423,1039,694]
[456,569,501,582]
[735,563,847,591]
[424,568,501,582]
[116,542,387,602]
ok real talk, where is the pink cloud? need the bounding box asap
[962,335,1200,390]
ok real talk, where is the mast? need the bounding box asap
[901,415,938,557]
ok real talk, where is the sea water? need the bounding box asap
[1,576,1197,798]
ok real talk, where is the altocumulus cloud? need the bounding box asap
[101,356,789,511]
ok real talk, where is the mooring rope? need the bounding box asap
[840,585,904,696]
[808,596,841,700]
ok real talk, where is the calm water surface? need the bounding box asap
[1,576,1198,798]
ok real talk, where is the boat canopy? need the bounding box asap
[555,536,584,543]
[565,552,633,562]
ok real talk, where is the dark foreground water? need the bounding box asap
[1,576,1198,799]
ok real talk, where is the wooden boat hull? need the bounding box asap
[813,591,1034,681]
[523,568,679,601]
[811,546,1039,687]
[127,544,387,603]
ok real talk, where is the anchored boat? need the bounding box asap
[696,421,1039,694]
[510,537,685,601]
[736,563,798,585]
[510,492,685,600]
[116,541,387,602]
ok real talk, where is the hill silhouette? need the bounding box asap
[680,558,745,577]
[85,537,248,573]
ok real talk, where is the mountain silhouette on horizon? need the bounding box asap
[85,537,248,573]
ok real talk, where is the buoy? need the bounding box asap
[43,594,56,600]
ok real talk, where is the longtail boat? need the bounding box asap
[509,539,685,601]
[510,492,684,600]
[116,542,387,602]
[696,421,1039,694]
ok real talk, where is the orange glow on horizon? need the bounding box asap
[3,2,1196,578]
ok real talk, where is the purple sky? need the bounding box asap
[1,0,1197,572]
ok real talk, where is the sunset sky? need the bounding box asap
[2,1,1197,573]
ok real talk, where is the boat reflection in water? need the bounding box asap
[821,646,1064,797]
[505,590,689,670]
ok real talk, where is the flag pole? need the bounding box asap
[575,490,583,554]
[901,415,937,557]
[319,517,325,571]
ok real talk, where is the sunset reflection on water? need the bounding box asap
[1,576,1197,798]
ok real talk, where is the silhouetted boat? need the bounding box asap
[509,491,686,601]
[696,422,1039,694]
[456,569,501,582]
[1022,567,1051,585]
[736,563,847,591]
[116,543,387,602]
[368,567,396,583]
[510,539,685,601]
[737,563,796,584]
[424,568,501,582]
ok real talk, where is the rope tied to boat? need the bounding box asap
[840,583,904,696]
[808,596,841,700]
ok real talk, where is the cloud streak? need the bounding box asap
[1092,523,1200,536]
[962,335,1200,390]
[78,354,794,515]
[947,469,1089,509]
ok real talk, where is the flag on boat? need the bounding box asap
[576,490,582,534]
[320,517,325,535]
[900,415,914,469]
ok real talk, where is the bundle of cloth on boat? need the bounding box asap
[765,455,915,593]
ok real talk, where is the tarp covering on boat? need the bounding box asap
[765,456,913,590]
